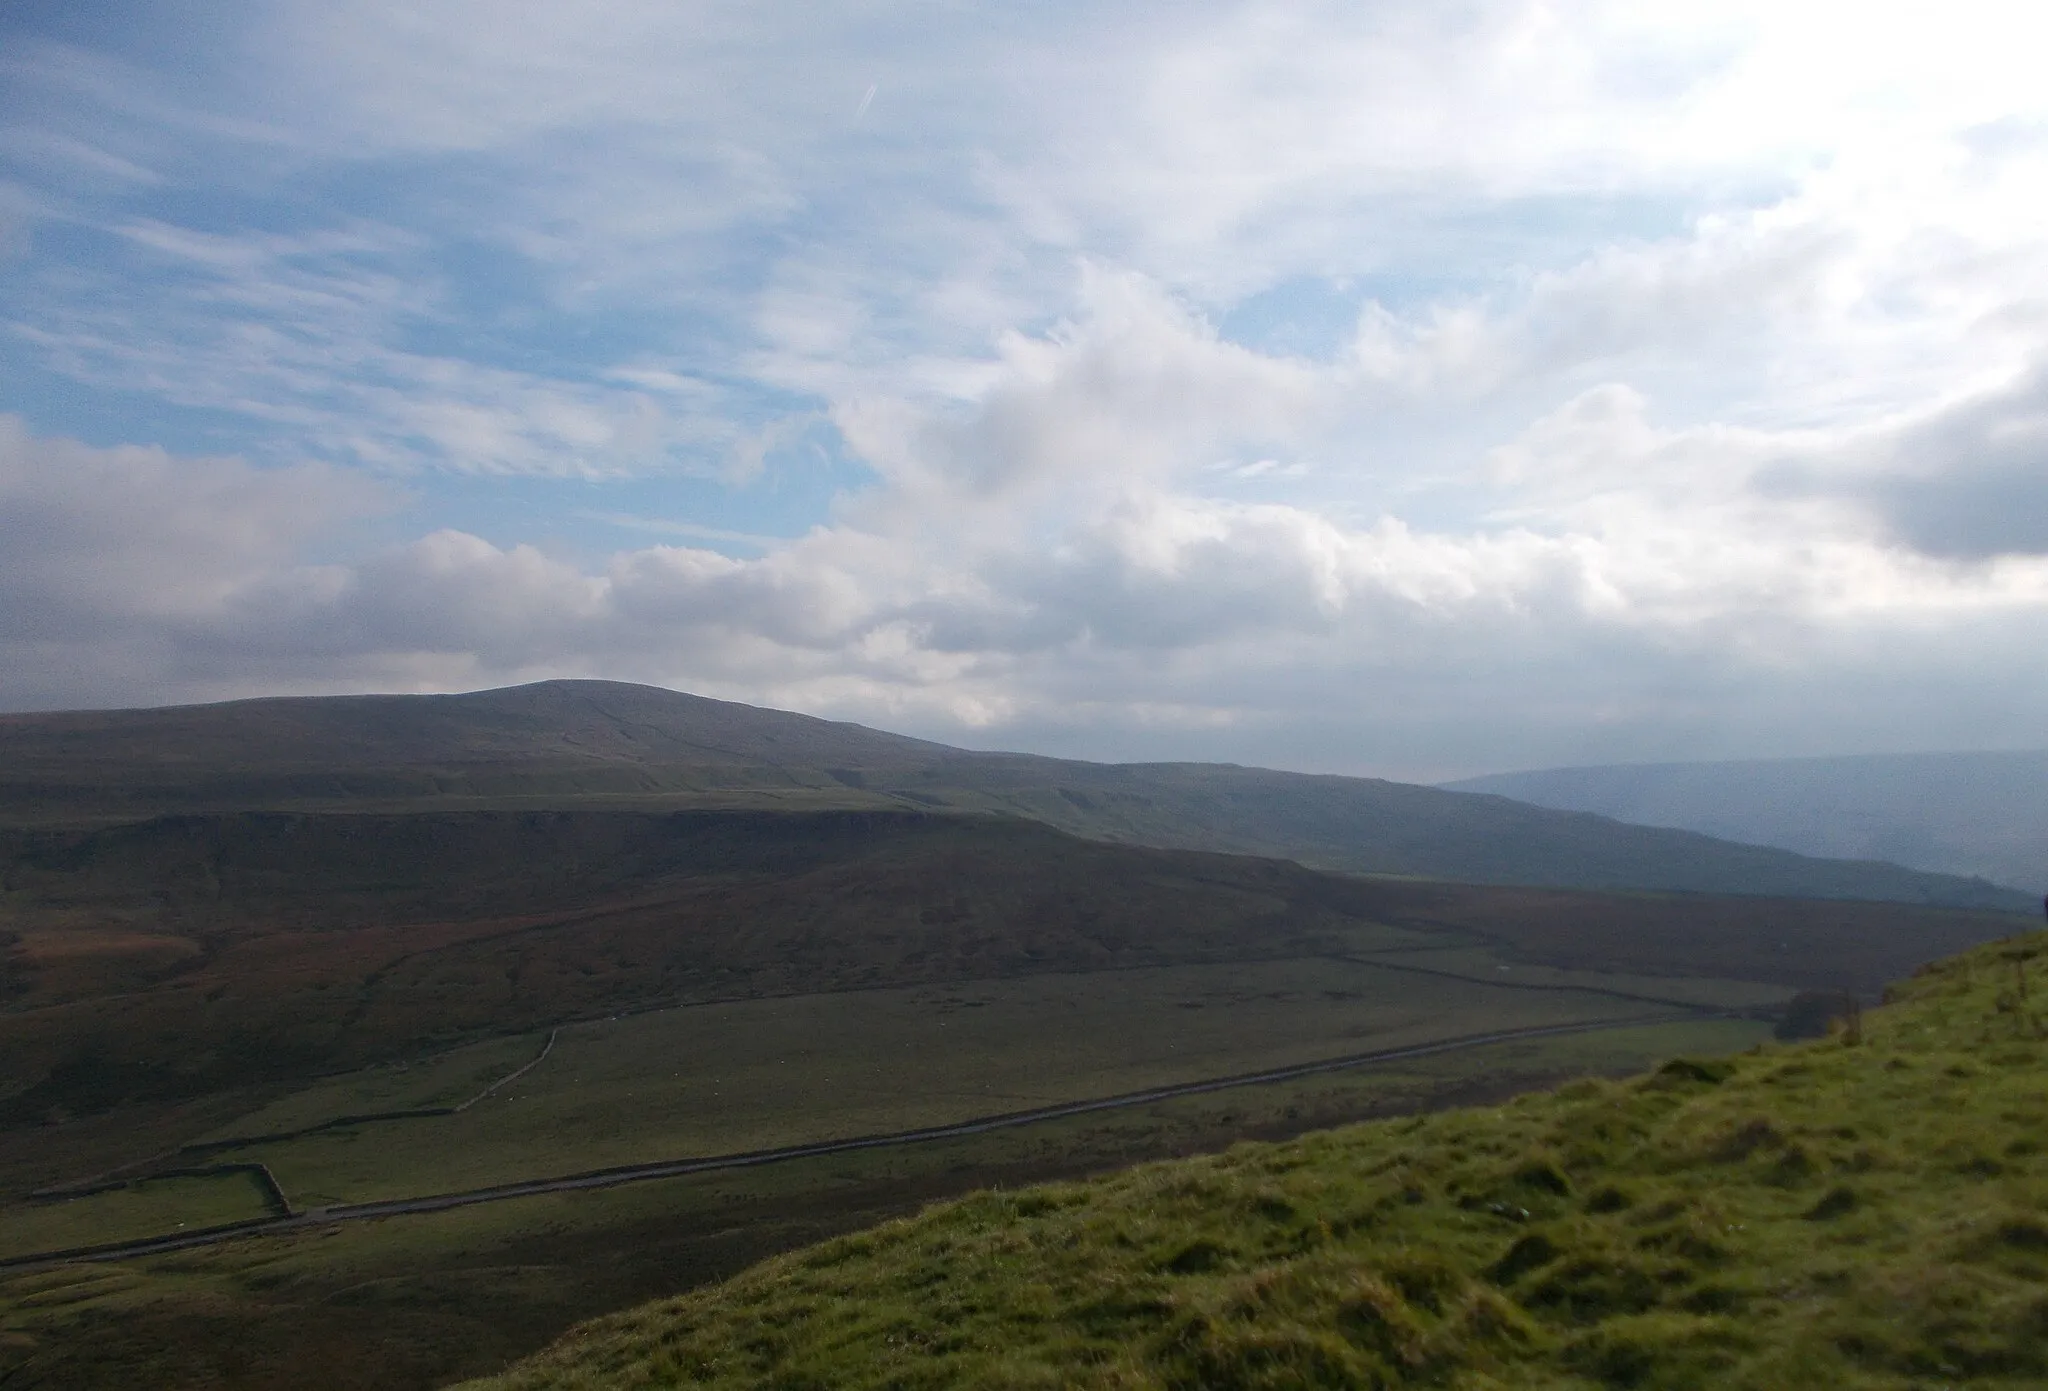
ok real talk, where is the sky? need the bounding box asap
[4,0,2048,779]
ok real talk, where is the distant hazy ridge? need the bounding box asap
[0,680,2025,910]
[1447,750,2048,895]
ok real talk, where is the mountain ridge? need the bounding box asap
[0,679,2029,911]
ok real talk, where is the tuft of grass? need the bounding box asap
[463,931,2048,1391]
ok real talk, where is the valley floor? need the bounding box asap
[0,951,1763,1388]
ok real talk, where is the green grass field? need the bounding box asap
[0,793,2015,1389]
[460,933,2048,1391]
[0,1171,275,1259]
[47,952,1752,1212]
[197,1032,548,1140]
[0,1018,1766,1389]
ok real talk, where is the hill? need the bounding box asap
[1446,750,2048,895]
[0,802,2029,1389]
[0,680,2028,910]
[5,806,2018,1131]
[0,795,2033,1386]
[0,808,1409,1123]
[463,928,2048,1391]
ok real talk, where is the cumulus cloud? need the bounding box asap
[838,270,1331,505]
[0,417,383,638]
[0,417,388,708]
[9,271,2048,774]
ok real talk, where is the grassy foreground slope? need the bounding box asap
[468,932,2048,1391]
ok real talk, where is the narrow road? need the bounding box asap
[0,1009,1721,1271]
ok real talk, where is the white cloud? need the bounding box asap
[10,266,2048,770]
[0,416,383,631]
[0,416,389,708]
[9,2,2048,769]
[840,269,1332,504]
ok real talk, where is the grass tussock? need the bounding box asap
[462,932,2048,1391]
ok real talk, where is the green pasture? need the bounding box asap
[0,1017,1766,1390]
[465,934,2048,1391]
[0,1170,274,1261]
[1363,946,1796,1011]
[199,1032,547,1142]
[205,955,1725,1206]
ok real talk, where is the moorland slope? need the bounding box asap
[0,809,1400,1124]
[0,680,2027,909]
[468,929,2048,1391]
[7,806,2018,1132]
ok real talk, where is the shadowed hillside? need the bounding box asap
[0,809,1380,1122]
[0,681,2028,910]
[0,807,2025,1135]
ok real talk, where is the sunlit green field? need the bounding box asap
[0,1016,1767,1390]
[199,1032,547,1141]
[465,934,2048,1391]
[146,952,1763,1209]
[0,1171,275,1260]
